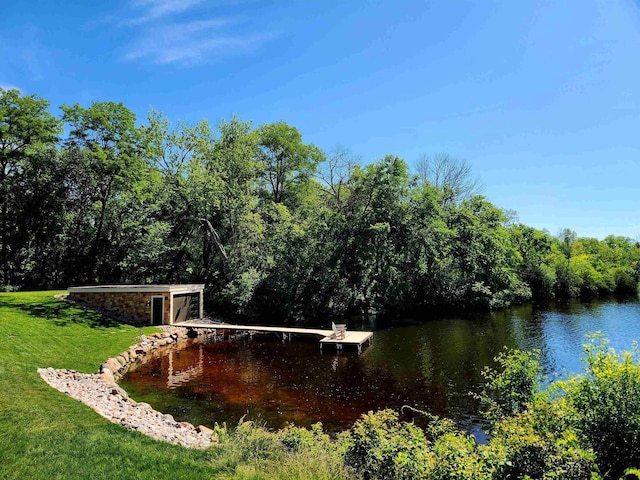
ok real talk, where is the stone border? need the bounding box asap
[39,326,219,449]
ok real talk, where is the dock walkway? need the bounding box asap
[176,321,373,353]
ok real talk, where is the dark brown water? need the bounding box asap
[120,297,640,438]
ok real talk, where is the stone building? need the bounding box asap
[67,284,205,326]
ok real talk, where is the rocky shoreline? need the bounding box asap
[38,325,219,449]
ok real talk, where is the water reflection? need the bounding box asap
[166,345,204,388]
[120,297,640,436]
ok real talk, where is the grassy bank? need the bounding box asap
[0,291,226,479]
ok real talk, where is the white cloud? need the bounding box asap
[125,0,205,25]
[117,1,274,66]
[128,32,270,65]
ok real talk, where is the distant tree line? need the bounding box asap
[1,88,639,321]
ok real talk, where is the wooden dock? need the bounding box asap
[176,321,374,353]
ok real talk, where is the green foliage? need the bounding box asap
[209,420,349,480]
[343,409,491,480]
[0,88,61,288]
[343,409,433,480]
[257,121,323,207]
[478,348,542,424]
[509,224,556,299]
[561,335,640,479]
[623,468,640,480]
[488,402,597,479]
[477,346,599,478]
[429,430,489,480]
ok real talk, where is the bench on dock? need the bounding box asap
[331,322,347,339]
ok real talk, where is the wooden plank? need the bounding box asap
[320,331,374,346]
[176,321,373,346]
[177,322,331,337]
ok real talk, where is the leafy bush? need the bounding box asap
[477,347,542,424]
[429,430,490,480]
[488,401,597,479]
[561,335,640,479]
[343,409,433,480]
[278,423,332,454]
[213,420,281,467]
[343,409,492,480]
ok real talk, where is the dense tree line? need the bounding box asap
[1,88,639,321]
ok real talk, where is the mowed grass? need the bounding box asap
[0,291,222,480]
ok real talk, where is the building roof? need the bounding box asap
[68,284,205,294]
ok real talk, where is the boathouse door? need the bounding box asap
[151,296,164,325]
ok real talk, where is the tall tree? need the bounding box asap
[0,88,60,287]
[139,111,220,283]
[257,121,323,206]
[416,153,482,207]
[61,101,144,282]
[341,155,411,314]
[509,224,555,299]
[445,196,524,308]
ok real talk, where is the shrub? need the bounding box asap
[343,409,434,480]
[562,335,640,479]
[477,347,542,425]
[211,420,348,480]
[488,400,597,479]
[278,423,332,454]
[429,430,491,480]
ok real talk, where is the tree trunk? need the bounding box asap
[89,179,113,282]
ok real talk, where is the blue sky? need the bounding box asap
[2,0,639,239]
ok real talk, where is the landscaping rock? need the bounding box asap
[101,369,115,384]
[37,326,216,450]
[38,367,214,449]
[196,425,214,435]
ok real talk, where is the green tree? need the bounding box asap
[405,182,454,309]
[341,155,411,315]
[445,196,526,309]
[257,121,323,206]
[0,88,61,287]
[478,348,542,424]
[61,101,145,282]
[509,224,556,299]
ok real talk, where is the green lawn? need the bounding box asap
[0,291,223,480]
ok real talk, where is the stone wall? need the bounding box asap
[69,291,171,325]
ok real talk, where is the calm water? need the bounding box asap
[120,297,640,438]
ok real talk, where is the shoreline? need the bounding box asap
[38,325,219,449]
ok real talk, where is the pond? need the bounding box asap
[120,296,640,439]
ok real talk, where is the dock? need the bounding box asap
[176,321,374,353]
